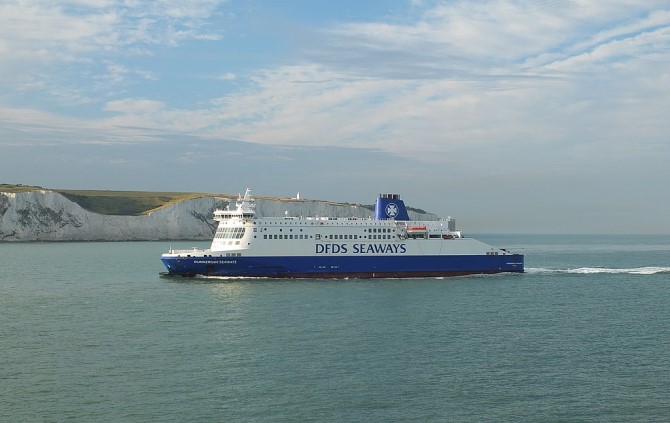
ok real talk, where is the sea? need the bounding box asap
[1,234,669,422]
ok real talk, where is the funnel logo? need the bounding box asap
[385,203,399,218]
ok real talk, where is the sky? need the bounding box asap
[1,0,669,234]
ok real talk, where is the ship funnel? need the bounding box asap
[374,194,410,221]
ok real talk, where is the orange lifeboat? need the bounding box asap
[406,226,427,234]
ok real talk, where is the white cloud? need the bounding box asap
[218,72,237,81]
[0,0,227,103]
[104,98,165,114]
[2,1,669,165]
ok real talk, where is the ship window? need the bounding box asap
[216,227,246,239]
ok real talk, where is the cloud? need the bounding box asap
[3,0,667,169]
[0,0,227,104]
[104,98,165,114]
[214,1,670,158]
[2,1,669,182]
[218,72,237,81]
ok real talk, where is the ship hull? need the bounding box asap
[161,254,524,278]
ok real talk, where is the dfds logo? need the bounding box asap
[315,243,407,254]
[315,244,347,254]
[385,203,399,218]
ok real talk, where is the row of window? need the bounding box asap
[261,234,396,240]
[219,225,418,240]
[263,234,309,240]
[255,227,394,233]
[320,234,396,240]
[253,220,396,226]
[214,227,246,239]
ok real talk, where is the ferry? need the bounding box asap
[160,188,524,278]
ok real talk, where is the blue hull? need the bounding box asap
[161,254,524,278]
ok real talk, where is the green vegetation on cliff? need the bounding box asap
[1,184,225,216]
[55,190,219,216]
[0,184,45,193]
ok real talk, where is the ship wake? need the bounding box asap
[527,266,670,275]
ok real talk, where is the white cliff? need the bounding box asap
[0,190,436,242]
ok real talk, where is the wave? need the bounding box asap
[526,267,670,275]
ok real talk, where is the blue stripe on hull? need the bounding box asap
[161,254,524,278]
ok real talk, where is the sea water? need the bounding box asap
[1,235,669,422]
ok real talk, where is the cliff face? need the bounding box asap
[0,190,436,242]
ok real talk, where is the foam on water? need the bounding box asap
[527,266,670,275]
